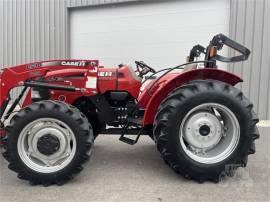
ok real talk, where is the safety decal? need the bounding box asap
[86,77,97,89]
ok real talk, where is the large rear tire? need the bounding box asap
[154,80,259,183]
[3,100,94,186]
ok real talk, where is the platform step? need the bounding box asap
[119,135,140,145]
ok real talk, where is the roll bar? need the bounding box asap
[189,33,251,68]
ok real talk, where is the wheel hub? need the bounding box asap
[37,134,60,156]
[183,111,222,150]
[199,125,211,136]
[180,103,240,164]
[17,118,77,173]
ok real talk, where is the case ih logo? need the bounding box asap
[61,61,86,67]
[98,72,113,77]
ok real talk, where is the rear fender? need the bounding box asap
[142,68,243,126]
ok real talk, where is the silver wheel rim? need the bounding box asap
[17,118,77,173]
[179,103,240,164]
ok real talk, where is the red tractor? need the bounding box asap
[0,34,259,185]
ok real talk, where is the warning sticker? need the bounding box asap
[86,77,97,89]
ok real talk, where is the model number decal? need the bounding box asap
[27,63,41,69]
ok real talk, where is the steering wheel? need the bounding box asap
[135,61,156,77]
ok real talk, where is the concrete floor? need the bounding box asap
[0,127,269,202]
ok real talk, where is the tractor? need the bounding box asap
[0,34,259,185]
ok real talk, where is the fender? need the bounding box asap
[141,68,243,126]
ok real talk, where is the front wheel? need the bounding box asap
[154,80,259,183]
[3,101,94,186]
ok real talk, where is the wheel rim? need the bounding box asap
[17,118,77,173]
[179,103,240,164]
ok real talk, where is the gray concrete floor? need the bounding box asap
[0,127,269,202]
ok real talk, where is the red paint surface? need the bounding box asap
[139,68,242,126]
[0,128,5,138]
[0,60,242,128]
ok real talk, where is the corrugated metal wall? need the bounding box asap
[0,0,269,119]
[0,0,134,68]
[229,0,270,119]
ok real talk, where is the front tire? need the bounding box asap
[154,80,259,183]
[3,100,94,186]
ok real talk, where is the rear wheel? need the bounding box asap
[154,80,259,182]
[3,100,94,186]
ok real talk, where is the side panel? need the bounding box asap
[97,66,142,99]
[141,68,243,126]
[45,68,98,105]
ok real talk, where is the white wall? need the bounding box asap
[70,0,230,69]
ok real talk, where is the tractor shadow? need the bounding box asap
[78,135,187,183]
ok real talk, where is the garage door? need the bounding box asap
[70,0,230,69]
